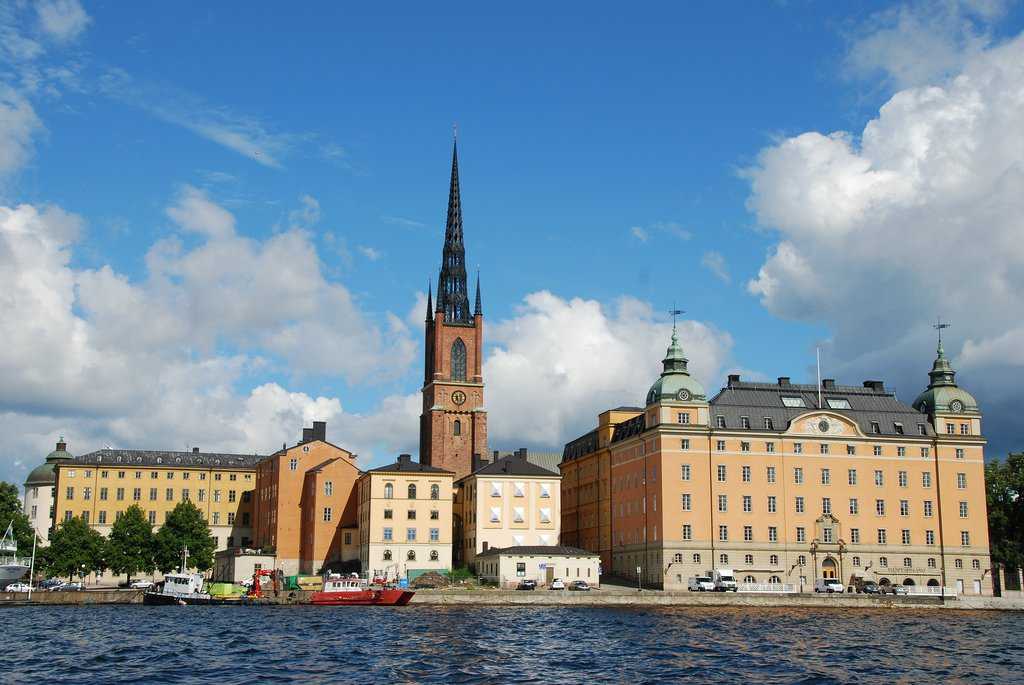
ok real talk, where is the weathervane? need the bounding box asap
[933,317,950,343]
[669,304,685,329]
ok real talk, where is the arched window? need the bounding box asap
[384,483,393,499]
[719,553,728,565]
[692,553,701,564]
[769,554,779,566]
[743,575,756,583]
[430,550,439,561]
[798,555,806,566]
[769,575,782,584]
[927,578,940,587]
[383,550,392,561]
[430,484,440,500]
[453,419,461,436]
[407,550,416,561]
[408,483,417,499]
[673,553,683,563]
[903,578,915,586]
[450,338,467,381]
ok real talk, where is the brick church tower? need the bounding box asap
[419,136,487,479]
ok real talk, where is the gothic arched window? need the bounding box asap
[384,483,393,499]
[430,484,440,500]
[408,483,417,499]
[450,338,467,381]
[453,419,461,436]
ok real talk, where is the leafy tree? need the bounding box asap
[106,505,156,582]
[45,516,106,580]
[987,453,1024,568]
[0,481,36,552]
[154,500,216,573]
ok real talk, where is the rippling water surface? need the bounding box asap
[3,605,1023,683]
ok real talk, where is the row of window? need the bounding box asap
[487,506,553,524]
[381,527,441,542]
[65,486,248,503]
[677,523,972,546]
[690,439,957,459]
[382,483,441,500]
[682,464,967,489]
[62,469,247,481]
[706,414,970,436]
[64,509,246,526]
[672,551,982,571]
[685,493,969,518]
[381,549,439,562]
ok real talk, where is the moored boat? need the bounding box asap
[310,573,414,606]
[142,572,240,605]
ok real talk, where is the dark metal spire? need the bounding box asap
[474,269,482,317]
[425,280,433,323]
[436,134,471,323]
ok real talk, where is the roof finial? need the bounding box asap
[933,318,950,358]
[453,122,457,140]
[668,304,684,344]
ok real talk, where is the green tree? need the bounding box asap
[0,481,36,552]
[154,500,216,573]
[45,516,106,580]
[106,505,156,582]
[987,452,1024,568]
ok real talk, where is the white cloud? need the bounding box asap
[36,0,90,43]
[701,251,730,283]
[630,226,648,242]
[485,292,734,448]
[844,1,1007,89]
[381,215,426,229]
[0,86,43,180]
[745,32,1024,453]
[358,246,383,261]
[166,185,236,239]
[630,221,692,243]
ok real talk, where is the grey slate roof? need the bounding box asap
[710,380,934,437]
[611,413,646,444]
[477,544,599,558]
[562,430,598,463]
[472,454,559,478]
[368,455,452,474]
[69,449,265,470]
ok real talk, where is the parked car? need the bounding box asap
[549,578,566,590]
[713,569,737,592]
[515,580,537,591]
[850,580,880,594]
[814,578,845,593]
[51,581,84,592]
[568,580,591,591]
[880,583,909,595]
[688,576,715,592]
[129,579,153,589]
[38,578,62,590]
[5,582,32,593]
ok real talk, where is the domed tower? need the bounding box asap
[645,323,708,427]
[912,335,981,434]
[23,437,74,543]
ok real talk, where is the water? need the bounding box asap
[2,605,1023,683]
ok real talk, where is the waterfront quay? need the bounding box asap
[5,587,1023,611]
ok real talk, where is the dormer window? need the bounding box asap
[763,417,773,430]
[918,424,927,435]
[870,422,880,434]
[781,396,805,408]
[826,398,851,410]
[740,416,750,430]
[716,416,726,429]
[894,423,904,435]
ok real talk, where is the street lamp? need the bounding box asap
[636,565,642,591]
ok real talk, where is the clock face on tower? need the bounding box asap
[451,390,467,406]
[949,399,964,413]
[676,389,691,401]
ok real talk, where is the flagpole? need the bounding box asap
[816,347,822,409]
[28,530,37,601]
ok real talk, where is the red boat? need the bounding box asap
[310,574,415,606]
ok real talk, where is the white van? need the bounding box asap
[814,578,845,593]
[713,569,737,592]
[688,576,715,592]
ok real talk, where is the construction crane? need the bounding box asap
[247,568,281,599]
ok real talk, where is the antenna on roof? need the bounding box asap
[816,347,822,409]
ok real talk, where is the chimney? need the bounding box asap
[777,377,791,386]
[493,450,500,459]
[863,380,885,392]
[728,374,741,387]
[516,448,528,460]
[398,454,412,465]
[472,453,491,472]
[822,378,835,390]
[302,427,313,443]
[192,447,199,454]
[312,421,326,442]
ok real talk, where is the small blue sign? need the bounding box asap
[398,578,409,589]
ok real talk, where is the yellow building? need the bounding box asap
[562,327,992,595]
[52,447,260,554]
[357,455,454,580]
[453,452,561,569]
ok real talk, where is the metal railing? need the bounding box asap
[905,585,958,596]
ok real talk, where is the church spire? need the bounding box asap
[425,280,433,323]
[474,269,482,316]
[436,133,471,323]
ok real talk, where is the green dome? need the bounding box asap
[24,439,74,486]
[912,341,979,414]
[645,326,707,406]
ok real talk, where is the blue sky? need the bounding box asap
[2,1,1023,481]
